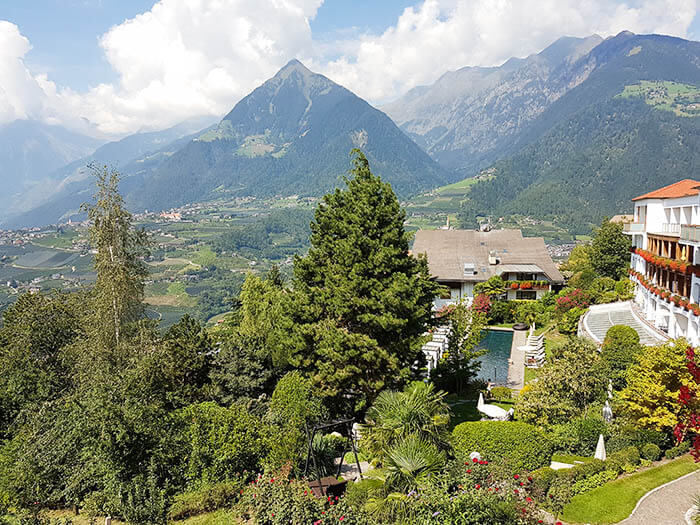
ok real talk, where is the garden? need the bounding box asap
[0,163,698,525]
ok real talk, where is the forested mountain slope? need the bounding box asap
[384,31,700,180]
[460,86,700,233]
[127,60,450,212]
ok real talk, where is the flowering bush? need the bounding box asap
[239,468,369,524]
[473,293,491,314]
[555,289,590,314]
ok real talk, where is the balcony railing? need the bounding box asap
[681,224,700,243]
[648,223,681,236]
[623,222,645,233]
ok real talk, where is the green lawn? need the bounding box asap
[551,454,594,465]
[561,456,699,524]
[448,398,515,429]
[176,509,241,525]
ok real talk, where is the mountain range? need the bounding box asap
[2,30,700,231]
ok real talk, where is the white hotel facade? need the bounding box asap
[624,179,700,346]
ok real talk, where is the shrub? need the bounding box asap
[546,476,572,513]
[559,306,587,335]
[489,300,513,324]
[180,402,268,485]
[569,458,606,482]
[239,470,370,525]
[601,325,641,389]
[607,426,667,454]
[452,421,553,471]
[168,480,244,520]
[571,469,617,496]
[666,441,691,459]
[640,443,661,461]
[529,467,557,501]
[264,371,326,471]
[606,446,641,474]
[489,387,512,401]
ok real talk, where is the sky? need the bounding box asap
[0,0,698,138]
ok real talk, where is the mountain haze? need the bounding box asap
[2,118,216,227]
[0,120,102,210]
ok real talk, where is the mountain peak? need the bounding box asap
[274,58,314,79]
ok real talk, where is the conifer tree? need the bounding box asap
[291,150,443,411]
[82,164,149,347]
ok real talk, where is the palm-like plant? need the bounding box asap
[382,435,446,491]
[365,435,446,521]
[361,381,450,461]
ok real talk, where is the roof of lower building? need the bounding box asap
[412,229,564,283]
[632,179,700,201]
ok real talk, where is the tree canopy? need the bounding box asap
[289,150,443,412]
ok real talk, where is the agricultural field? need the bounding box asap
[13,250,80,269]
[618,80,700,117]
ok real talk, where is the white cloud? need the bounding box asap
[0,21,47,123]
[319,0,698,103]
[0,0,696,136]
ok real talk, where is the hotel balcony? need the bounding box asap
[681,225,700,245]
[623,222,645,234]
[648,223,682,237]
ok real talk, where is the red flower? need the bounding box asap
[475,484,481,489]
[514,474,519,479]
[473,458,479,463]
[466,469,471,473]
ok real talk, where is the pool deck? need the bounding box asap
[505,329,525,391]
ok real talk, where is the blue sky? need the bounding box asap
[0,0,698,136]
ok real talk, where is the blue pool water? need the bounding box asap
[475,329,513,384]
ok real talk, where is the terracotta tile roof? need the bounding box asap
[412,229,564,283]
[632,179,700,201]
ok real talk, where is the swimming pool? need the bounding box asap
[475,329,513,384]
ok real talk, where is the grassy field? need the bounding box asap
[561,456,700,524]
[618,80,700,117]
[448,398,516,429]
[176,509,241,525]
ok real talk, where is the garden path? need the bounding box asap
[506,329,525,390]
[618,469,699,525]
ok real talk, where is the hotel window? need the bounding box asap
[517,273,537,281]
[516,291,537,300]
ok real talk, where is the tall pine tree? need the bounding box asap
[290,150,442,412]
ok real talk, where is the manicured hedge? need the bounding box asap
[665,441,690,459]
[641,443,661,461]
[452,421,553,471]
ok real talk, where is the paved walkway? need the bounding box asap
[619,469,700,525]
[506,329,526,390]
[581,301,668,346]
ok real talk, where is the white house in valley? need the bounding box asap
[624,179,700,345]
[412,229,564,310]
